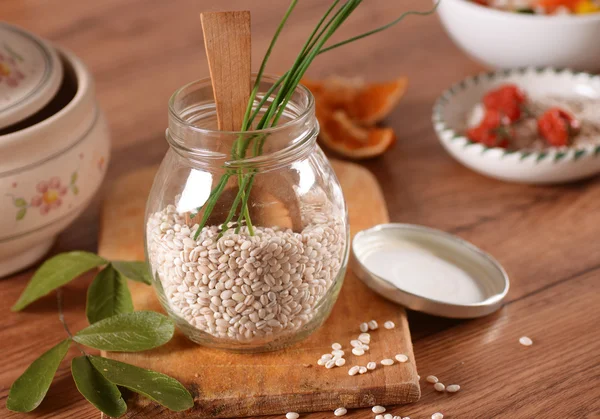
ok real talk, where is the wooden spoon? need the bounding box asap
[188,11,300,232]
[186,11,251,226]
[200,10,251,131]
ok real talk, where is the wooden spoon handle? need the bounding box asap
[187,11,252,227]
[200,11,251,131]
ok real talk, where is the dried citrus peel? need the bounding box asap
[304,75,406,159]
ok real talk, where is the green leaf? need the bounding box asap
[536,152,548,162]
[112,261,153,285]
[554,151,566,162]
[574,149,586,161]
[86,265,134,324]
[7,339,71,412]
[16,208,26,220]
[520,151,533,160]
[74,311,174,352]
[71,171,78,185]
[89,356,193,412]
[71,356,127,418]
[14,198,27,207]
[12,252,107,311]
[72,185,79,195]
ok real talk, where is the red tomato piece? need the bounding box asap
[537,107,580,147]
[467,109,512,148]
[483,84,527,122]
[534,0,580,12]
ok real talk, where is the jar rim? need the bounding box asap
[168,74,315,136]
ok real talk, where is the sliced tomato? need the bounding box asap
[537,107,580,146]
[483,84,527,122]
[467,109,512,148]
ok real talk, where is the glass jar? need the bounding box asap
[145,76,349,352]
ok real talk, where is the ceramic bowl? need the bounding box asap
[432,67,600,184]
[437,0,600,71]
[0,48,110,277]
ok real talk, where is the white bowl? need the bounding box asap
[0,48,110,277]
[437,0,600,71]
[432,67,600,184]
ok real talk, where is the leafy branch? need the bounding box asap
[6,253,193,416]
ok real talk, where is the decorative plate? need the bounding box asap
[432,67,600,184]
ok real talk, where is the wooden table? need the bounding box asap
[2,1,599,418]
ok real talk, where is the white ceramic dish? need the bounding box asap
[0,48,110,277]
[0,23,64,129]
[432,67,600,184]
[437,0,600,71]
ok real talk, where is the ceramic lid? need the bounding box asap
[351,223,510,319]
[0,22,63,130]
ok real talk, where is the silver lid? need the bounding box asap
[351,224,509,319]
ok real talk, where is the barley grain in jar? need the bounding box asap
[145,76,349,352]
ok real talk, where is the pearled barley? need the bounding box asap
[321,354,333,361]
[434,382,445,392]
[332,349,345,357]
[359,366,367,374]
[383,321,395,329]
[367,361,377,370]
[403,417,411,419]
[348,366,359,376]
[334,407,347,416]
[286,413,299,419]
[335,358,346,367]
[426,375,439,383]
[375,416,384,419]
[381,358,394,366]
[368,320,379,330]
[446,384,461,393]
[317,359,325,366]
[395,354,408,363]
[384,414,393,419]
[372,406,386,414]
[352,347,365,356]
[325,359,336,369]
[358,333,370,344]
[519,336,533,346]
[393,416,401,419]
[350,340,362,348]
[147,205,346,343]
[360,322,369,333]
[332,343,342,350]
[432,413,443,419]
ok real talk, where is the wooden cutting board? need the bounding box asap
[98,159,419,418]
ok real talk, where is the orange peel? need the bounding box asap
[303,75,406,159]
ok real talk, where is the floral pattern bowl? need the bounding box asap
[432,67,600,184]
[0,47,110,277]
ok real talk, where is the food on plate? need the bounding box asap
[482,84,527,122]
[302,76,407,159]
[466,109,513,148]
[537,107,581,146]
[471,0,600,14]
[465,83,600,149]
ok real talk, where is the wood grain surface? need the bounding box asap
[98,161,417,418]
[1,1,600,418]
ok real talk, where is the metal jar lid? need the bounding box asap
[351,223,509,319]
[0,22,63,130]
